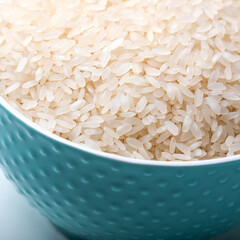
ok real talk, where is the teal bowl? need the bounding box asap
[0,96,240,240]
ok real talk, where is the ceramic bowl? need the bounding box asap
[0,96,240,240]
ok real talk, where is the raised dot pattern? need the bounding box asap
[0,105,240,240]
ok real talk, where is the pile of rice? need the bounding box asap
[0,0,240,161]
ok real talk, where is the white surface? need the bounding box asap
[0,167,239,240]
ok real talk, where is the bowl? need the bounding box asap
[0,96,240,240]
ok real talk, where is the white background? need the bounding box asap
[0,168,239,240]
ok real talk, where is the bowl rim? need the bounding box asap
[1,96,239,167]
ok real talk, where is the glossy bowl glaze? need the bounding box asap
[0,96,240,240]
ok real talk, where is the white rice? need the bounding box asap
[0,0,240,161]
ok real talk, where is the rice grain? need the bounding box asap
[0,0,239,162]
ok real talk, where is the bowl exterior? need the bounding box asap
[0,104,240,240]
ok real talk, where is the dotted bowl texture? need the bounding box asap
[0,104,240,240]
